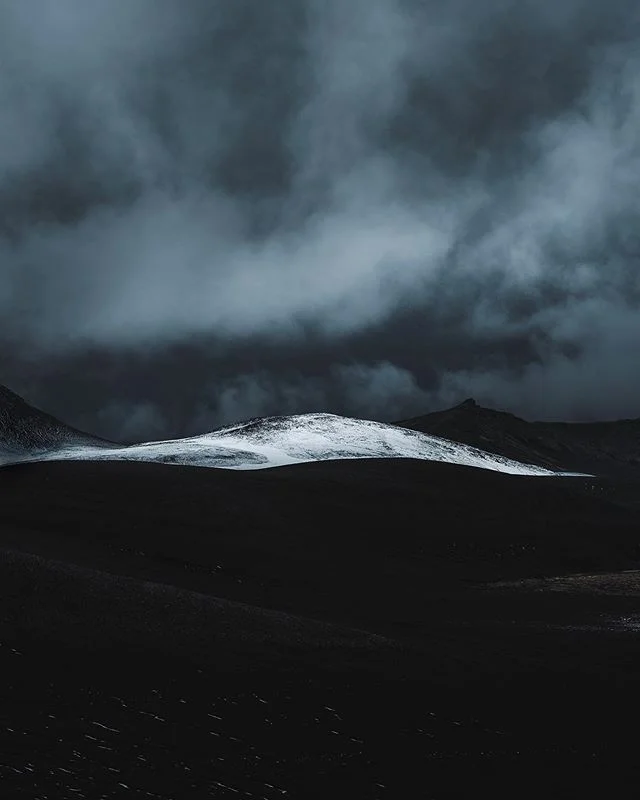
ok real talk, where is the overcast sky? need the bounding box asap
[1,0,640,440]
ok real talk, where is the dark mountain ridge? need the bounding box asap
[0,384,108,455]
[398,398,640,478]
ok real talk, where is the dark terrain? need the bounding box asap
[2,394,640,797]
[400,397,640,478]
[0,384,108,457]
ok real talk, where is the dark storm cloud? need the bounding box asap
[71,362,428,443]
[2,0,640,434]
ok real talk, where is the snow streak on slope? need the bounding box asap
[3,412,569,475]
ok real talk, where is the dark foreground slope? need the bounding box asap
[399,397,640,478]
[2,458,640,797]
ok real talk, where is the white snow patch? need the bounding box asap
[0,412,585,476]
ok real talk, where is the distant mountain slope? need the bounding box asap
[397,398,640,478]
[4,410,559,475]
[0,384,558,475]
[0,384,109,457]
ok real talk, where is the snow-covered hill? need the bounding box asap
[0,395,572,475]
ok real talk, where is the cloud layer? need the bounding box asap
[2,0,640,434]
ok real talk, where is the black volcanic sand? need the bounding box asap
[2,458,640,798]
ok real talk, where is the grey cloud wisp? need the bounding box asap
[2,0,640,435]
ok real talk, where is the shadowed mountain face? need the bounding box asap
[0,384,108,456]
[398,398,640,479]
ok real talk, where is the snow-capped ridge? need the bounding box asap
[0,384,586,475]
